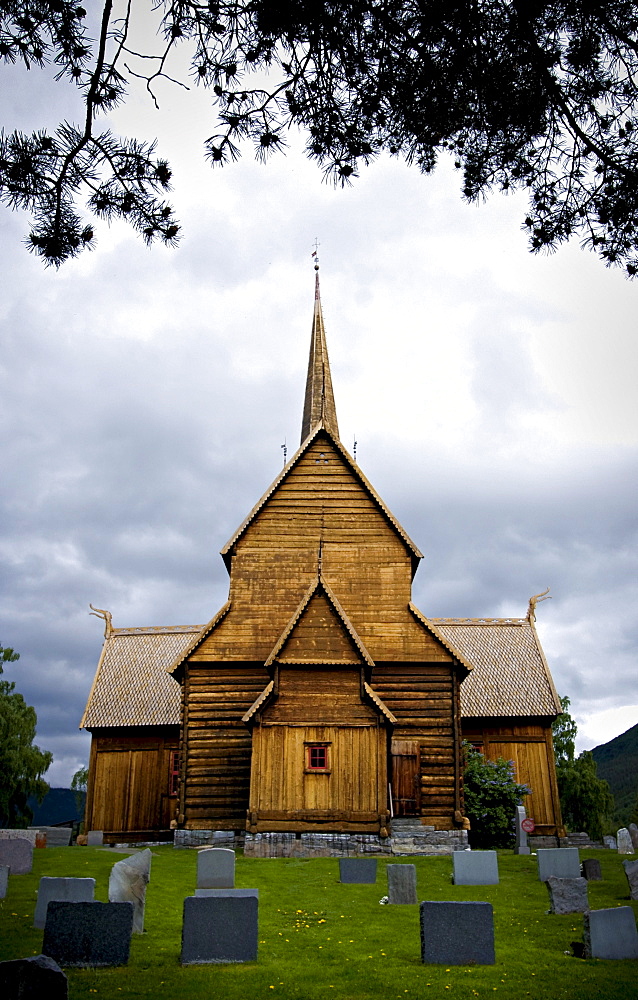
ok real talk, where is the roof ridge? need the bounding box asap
[112,624,204,636]
[429,617,528,626]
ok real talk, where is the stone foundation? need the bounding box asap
[175,827,468,856]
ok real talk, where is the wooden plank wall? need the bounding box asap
[372,663,459,828]
[85,727,179,841]
[180,663,268,829]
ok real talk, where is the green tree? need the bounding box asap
[71,764,88,814]
[462,742,531,849]
[552,695,614,841]
[0,643,52,828]
[1,2,638,270]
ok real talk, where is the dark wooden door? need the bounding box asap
[390,740,421,816]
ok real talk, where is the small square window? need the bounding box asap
[305,743,330,772]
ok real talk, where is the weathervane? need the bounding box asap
[353,435,357,463]
[311,237,320,270]
[281,438,287,466]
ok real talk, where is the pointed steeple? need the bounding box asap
[301,263,340,444]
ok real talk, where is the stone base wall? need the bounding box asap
[175,828,468,856]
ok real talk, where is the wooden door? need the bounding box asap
[391,740,421,816]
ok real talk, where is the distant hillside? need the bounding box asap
[592,723,638,826]
[27,787,85,827]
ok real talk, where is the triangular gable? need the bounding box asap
[220,424,422,576]
[265,575,375,667]
[408,603,473,677]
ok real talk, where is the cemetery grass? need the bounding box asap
[0,848,636,1000]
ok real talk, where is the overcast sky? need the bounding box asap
[1,19,637,787]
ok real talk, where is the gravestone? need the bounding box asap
[387,865,417,903]
[603,835,617,850]
[581,858,602,880]
[453,850,499,885]
[0,864,8,899]
[545,876,589,914]
[514,805,531,855]
[86,831,104,846]
[0,829,39,845]
[30,826,73,847]
[43,901,133,967]
[537,847,580,881]
[0,954,68,999]
[622,859,638,901]
[583,907,638,959]
[617,828,634,854]
[629,823,638,852]
[196,888,259,898]
[420,901,495,965]
[181,893,258,964]
[34,877,96,929]
[109,849,152,933]
[196,847,235,889]
[338,858,377,884]
[0,837,33,874]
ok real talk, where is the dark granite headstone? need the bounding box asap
[0,838,33,875]
[453,850,499,885]
[420,901,495,965]
[0,954,68,999]
[181,893,258,964]
[583,907,638,959]
[34,877,96,929]
[387,865,417,903]
[623,858,638,900]
[338,858,377,884]
[43,901,133,967]
[545,876,589,914]
[0,864,8,899]
[581,858,602,880]
[537,847,580,881]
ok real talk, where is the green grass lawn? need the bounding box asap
[1,847,636,999]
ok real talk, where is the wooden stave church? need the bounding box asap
[81,270,564,848]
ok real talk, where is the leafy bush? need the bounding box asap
[462,742,530,848]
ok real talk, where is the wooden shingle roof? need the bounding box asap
[431,617,562,718]
[79,625,198,728]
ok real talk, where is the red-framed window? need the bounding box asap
[168,750,180,796]
[305,743,330,772]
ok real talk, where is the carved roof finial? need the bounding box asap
[527,587,551,622]
[90,604,113,638]
[301,244,340,444]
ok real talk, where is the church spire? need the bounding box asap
[300,260,340,444]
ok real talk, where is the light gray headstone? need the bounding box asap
[514,805,530,855]
[338,858,377,883]
[617,828,634,854]
[453,850,499,885]
[603,835,617,850]
[583,907,638,959]
[181,893,258,964]
[387,865,417,903]
[0,865,8,899]
[629,823,638,852]
[420,901,495,965]
[108,849,152,933]
[537,847,580,880]
[86,831,104,846]
[622,859,638,900]
[0,829,39,844]
[34,877,96,928]
[0,954,68,999]
[545,876,589,914]
[33,826,73,847]
[43,901,133,967]
[0,837,33,874]
[197,847,235,889]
